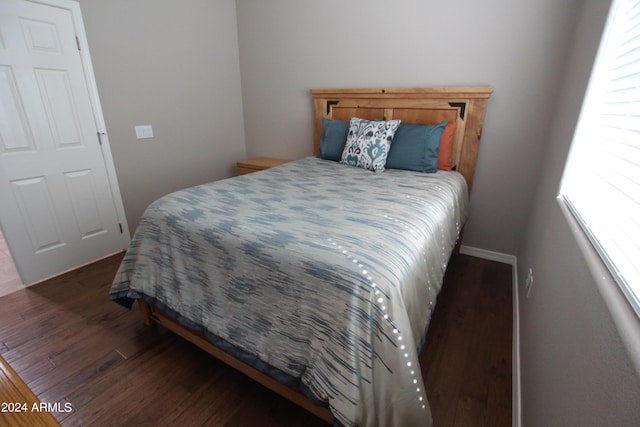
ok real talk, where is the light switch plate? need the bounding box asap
[135,125,154,139]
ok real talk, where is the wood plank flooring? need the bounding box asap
[0,354,60,426]
[0,253,511,426]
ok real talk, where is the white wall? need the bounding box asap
[517,0,640,425]
[79,0,246,232]
[235,0,581,255]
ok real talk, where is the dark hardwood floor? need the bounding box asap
[0,253,511,426]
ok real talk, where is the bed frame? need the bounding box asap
[138,86,493,424]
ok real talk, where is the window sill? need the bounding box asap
[556,195,640,371]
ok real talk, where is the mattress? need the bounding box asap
[110,156,468,427]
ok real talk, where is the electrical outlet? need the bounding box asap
[525,268,534,298]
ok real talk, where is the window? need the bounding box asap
[560,0,640,316]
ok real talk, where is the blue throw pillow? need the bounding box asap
[385,121,447,173]
[319,118,349,161]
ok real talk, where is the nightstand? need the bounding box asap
[236,157,290,175]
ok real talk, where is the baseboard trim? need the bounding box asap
[458,245,521,427]
[459,245,517,265]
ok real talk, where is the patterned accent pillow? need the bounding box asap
[340,118,401,172]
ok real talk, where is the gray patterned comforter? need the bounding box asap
[110,157,468,427]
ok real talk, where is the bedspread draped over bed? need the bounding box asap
[110,157,468,427]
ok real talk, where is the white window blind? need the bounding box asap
[560,0,640,317]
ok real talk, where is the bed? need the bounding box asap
[110,87,493,427]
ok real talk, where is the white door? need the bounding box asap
[0,0,129,285]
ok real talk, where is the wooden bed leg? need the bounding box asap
[453,228,465,255]
[137,300,153,326]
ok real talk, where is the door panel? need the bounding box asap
[64,169,109,239]
[10,175,64,254]
[20,17,62,54]
[0,0,127,284]
[0,65,35,152]
[35,68,83,147]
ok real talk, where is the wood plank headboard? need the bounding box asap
[311,87,493,193]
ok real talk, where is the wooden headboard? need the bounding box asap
[311,87,493,193]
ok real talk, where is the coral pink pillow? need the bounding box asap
[438,122,457,171]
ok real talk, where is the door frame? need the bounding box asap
[1,0,130,284]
